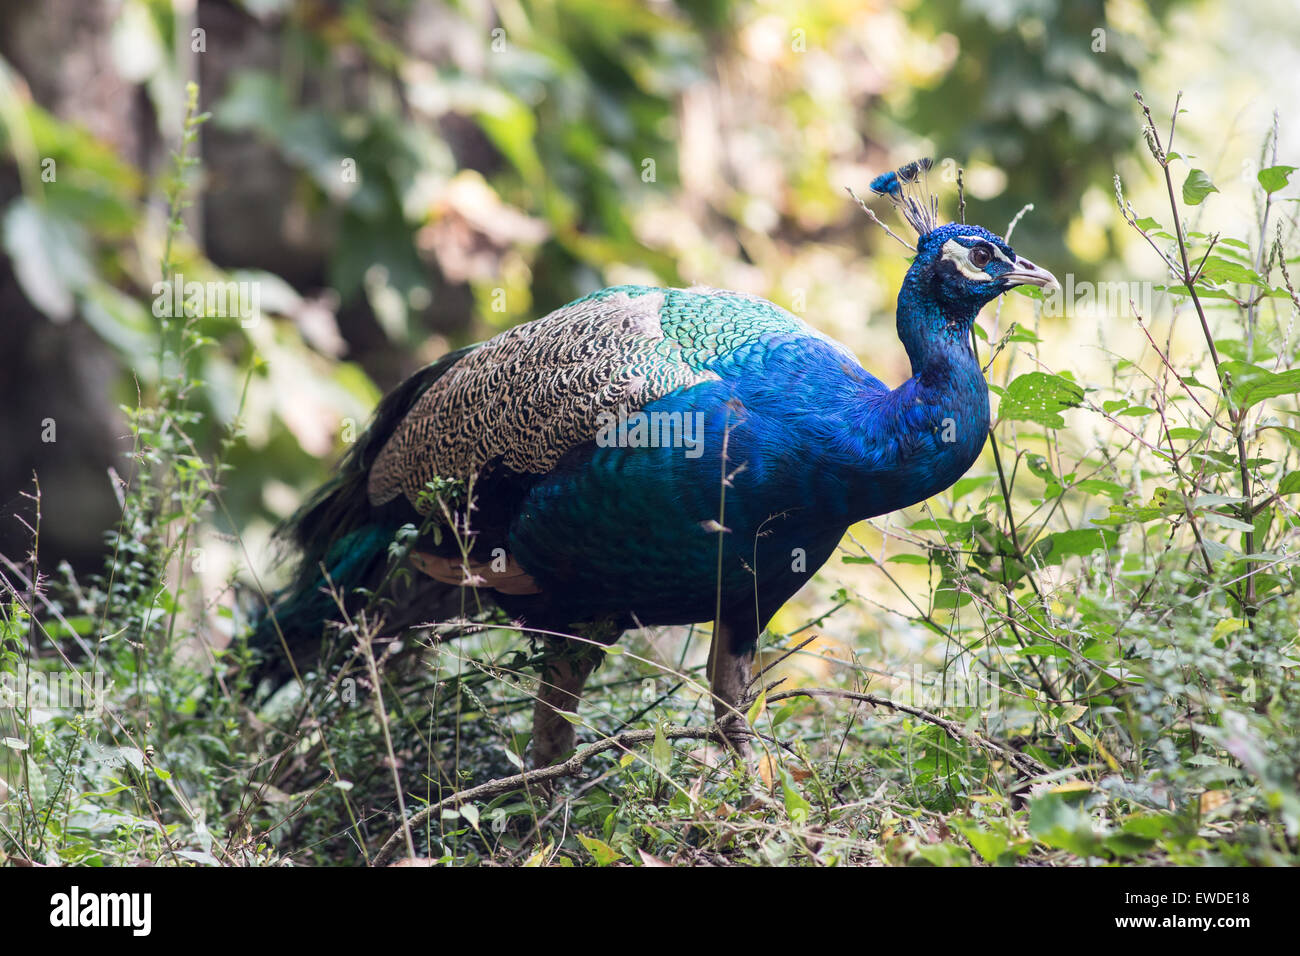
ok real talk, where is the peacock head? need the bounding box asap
[915,222,1060,311]
[865,160,1059,322]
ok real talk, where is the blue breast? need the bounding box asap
[500,331,987,634]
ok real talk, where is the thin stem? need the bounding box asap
[1134,90,1257,613]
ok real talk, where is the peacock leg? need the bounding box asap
[531,643,599,768]
[707,620,756,758]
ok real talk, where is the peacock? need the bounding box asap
[253,159,1058,767]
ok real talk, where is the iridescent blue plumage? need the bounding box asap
[255,160,1059,764]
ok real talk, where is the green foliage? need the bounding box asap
[1257,164,1296,194]
[994,371,1085,428]
[0,88,264,866]
[906,0,1197,264]
[2,3,1298,868]
[1181,168,1218,205]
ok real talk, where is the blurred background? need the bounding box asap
[0,0,1296,623]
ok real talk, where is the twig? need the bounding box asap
[371,679,1048,865]
[751,634,819,686]
[1003,203,1033,243]
[359,618,416,862]
[765,687,1047,778]
[372,725,750,865]
[846,187,917,252]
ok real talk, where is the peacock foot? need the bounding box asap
[713,712,756,767]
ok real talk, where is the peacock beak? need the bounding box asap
[1002,256,1060,293]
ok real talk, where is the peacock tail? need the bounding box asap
[250,345,479,672]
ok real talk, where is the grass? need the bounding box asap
[1,88,1299,867]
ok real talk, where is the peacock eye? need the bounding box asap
[969,245,992,268]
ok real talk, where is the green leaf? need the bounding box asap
[1026,454,1054,481]
[1257,165,1296,194]
[780,769,812,824]
[951,474,995,500]
[770,701,803,728]
[1030,528,1118,565]
[962,826,1010,864]
[1193,493,1248,507]
[81,282,155,356]
[1259,423,1300,447]
[746,688,767,725]
[120,748,145,772]
[1211,618,1247,640]
[1073,478,1128,499]
[1103,831,1157,857]
[1196,256,1265,287]
[1220,360,1300,410]
[475,93,545,187]
[1120,814,1179,840]
[1279,472,1300,496]
[998,372,1085,428]
[1182,168,1218,205]
[887,553,930,565]
[1200,511,1254,532]
[1008,326,1043,343]
[40,614,96,640]
[576,833,619,866]
[651,723,672,778]
[2,198,95,321]
[1029,792,1105,858]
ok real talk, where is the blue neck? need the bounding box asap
[830,286,990,522]
[897,271,980,375]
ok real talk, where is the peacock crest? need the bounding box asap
[869,158,939,238]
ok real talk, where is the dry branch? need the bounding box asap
[372,685,1046,865]
[373,725,748,865]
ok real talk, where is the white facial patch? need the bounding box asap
[940,237,1014,281]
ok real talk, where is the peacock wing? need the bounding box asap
[366,284,847,511]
